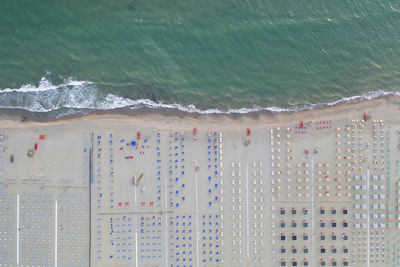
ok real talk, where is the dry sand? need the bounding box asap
[0,96,400,266]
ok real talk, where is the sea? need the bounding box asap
[1,0,400,117]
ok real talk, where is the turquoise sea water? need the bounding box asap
[1,0,400,113]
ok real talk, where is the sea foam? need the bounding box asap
[0,76,399,116]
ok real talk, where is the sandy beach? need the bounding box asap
[1,96,400,266]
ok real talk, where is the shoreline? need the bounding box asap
[0,94,399,127]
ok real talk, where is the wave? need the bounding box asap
[0,76,399,116]
[1,76,90,93]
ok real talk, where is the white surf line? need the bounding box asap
[246,163,249,259]
[17,194,20,266]
[134,185,138,267]
[367,168,370,267]
[164,170,168,267]
[55,200,58,267]
[310,156,315,267]
[195,160,199,267]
